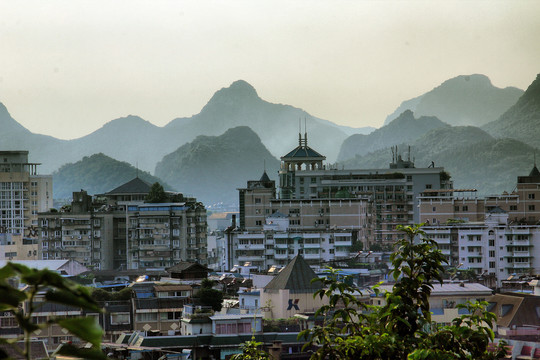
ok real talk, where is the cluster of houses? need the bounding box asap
[2,132,540,358]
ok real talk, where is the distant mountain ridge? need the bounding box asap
[155,126,280,205]
[341,126,534,196]
[338,110,449,161]
[482,73,540,149]
[0,80,371,174]
[384,74,523,127]
[53,153,169,200]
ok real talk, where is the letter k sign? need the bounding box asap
[287,299,299,310]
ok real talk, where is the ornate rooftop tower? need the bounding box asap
[279,130,325,199]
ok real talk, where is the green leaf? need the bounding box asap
[0,286,27,308]
[57,317,103,347]
[45,289,102,312]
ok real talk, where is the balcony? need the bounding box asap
[237,243,265,250]
[274,252,289,259]
[506,262,531,269]
[238,255,265,262]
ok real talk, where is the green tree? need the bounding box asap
[0,263,108,360]
[145,182,167,203]
[300,224,507,360]
[194,278,224,311]
[229,337,271,360]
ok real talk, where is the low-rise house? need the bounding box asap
[166,262,210,280]
[376,282,493,325]
[130,281,192,335]
[260,255,327,319]
[181,305,214,335]
[211,314,263,335]
[486,292,540,341]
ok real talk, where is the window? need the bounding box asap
[216,323,238,334]
[238,322,252,333]
[510,205,517,211]
[0,317,17,327]
[432,207,436,212]
[425,184,432,189]
[529,193,536,200]
[255,198,261,204]
[529,205,535,211]
[111,313,130,325]
[136,313,157,322]
[462,206,469,211]
[454,206,459,211]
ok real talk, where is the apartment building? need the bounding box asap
[423,208,540,286]
[38,178,208,270]
[419,164,540,225]
[0,151,52,261]
[239,136,451,250]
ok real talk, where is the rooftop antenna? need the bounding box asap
[298,118,302,146]
[264,159,266,173]
[304,117,307,146]
[408,145,411,162]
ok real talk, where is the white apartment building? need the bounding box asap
[231,212,353,270]
[0,151,52,260]
[423,208,540,287]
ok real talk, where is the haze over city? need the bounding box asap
[1,0,539,140]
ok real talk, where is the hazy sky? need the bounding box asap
[1,0,539,140]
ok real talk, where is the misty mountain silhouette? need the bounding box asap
[384,74,523,127]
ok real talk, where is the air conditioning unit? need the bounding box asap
[78,236,82,240]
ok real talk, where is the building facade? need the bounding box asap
[38,179,207,270]
[419,165,540,225]
[0,151,52,261]
[423,208,540,286]
[239,137,451,251]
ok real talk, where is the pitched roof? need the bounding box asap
[282,145,325,160]
[530,165,540,177]
[106,177,152,195]
[488,206,507,214]
[486,293,540,328]
[259,171,271,182]
[264,255,322,293]
[166,262,210,274]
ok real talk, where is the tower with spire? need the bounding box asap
[278,125,326,199]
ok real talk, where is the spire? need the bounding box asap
[304,117,308,146]
[298,118,302,146]
[530,149,540,177]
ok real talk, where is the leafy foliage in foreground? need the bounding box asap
[300,224,507,360]
[229,337,271,360]
[0,263,108,360]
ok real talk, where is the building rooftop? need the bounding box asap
[105,177,152,195]
[264,255,322,293]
